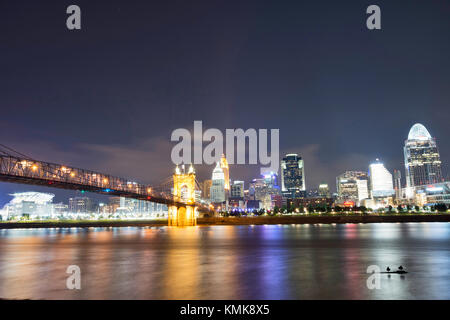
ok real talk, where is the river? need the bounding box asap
[0,222,449,299]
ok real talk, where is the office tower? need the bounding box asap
[404,123,442,187]
[280,154,305,199]
[336,171,369,202]
[318,183,331,198]
[210,162,226,203]
[369,159,394,197]
[231,181,244,199]
[69,196,96,213]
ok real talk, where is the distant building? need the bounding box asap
[394,169,402,201]
[3,192,55,218]
[249,172,280,210]
[336,171,369,204]
[54,202,68,215]
[220,154,230,192]
[108,196,121,213]
[404,123,442,187]
[307,189,319,198]
[202,179,212,200]
[246,200,261,211]
[69,196,96,213]
[369,159,394,198]
[280,154,306,199]
[414,182,450,206]
[231,181,244,199]
[289,197,334,209]
[230,181,245,210]
[318,183,331,198]
[210,162,226,203]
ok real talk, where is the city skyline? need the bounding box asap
[1,1,450,205]
[0,122,446,210]
[1,1,450,304]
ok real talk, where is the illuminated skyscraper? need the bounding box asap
[369,159,394,197]
[220,154,230,191]
[404,123,442,187]
[280,154,305,199]
[210,162,226,203]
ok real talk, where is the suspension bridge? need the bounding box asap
[0,144,212,225]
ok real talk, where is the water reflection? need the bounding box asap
[0,223,449,299]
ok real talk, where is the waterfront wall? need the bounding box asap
[0,214,449,229]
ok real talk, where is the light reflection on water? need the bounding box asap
[0,222,449,300]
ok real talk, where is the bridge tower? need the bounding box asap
[168,164,197,226]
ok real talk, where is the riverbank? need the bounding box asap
[0,214,449,229]
[199,214,450,225]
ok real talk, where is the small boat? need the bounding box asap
[381,266,408,274]
[396,270,408,274]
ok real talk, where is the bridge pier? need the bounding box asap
[168,205,197,226]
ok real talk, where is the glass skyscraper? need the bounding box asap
[404,123,442,187]
[280,154,305,199]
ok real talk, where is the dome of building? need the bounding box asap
[408,123,432,141]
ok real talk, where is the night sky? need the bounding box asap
[1,0,449,205]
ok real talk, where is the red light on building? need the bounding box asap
[343,201,355,207]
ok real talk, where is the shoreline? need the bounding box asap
[0,214,449,229]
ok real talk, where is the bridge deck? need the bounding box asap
[0,154,199,208]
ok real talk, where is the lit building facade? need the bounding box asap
[281,154,305,199]
[69,196,97,213]
[231,181,244,199]
[369,160,394,198]
[210,162,226,203]
[404,123,442,187]
[318,183,331,198]
[249,172,281,210]
[2,192,55,219]
[220,154,230,192]
[394,169,402,201]
[336,171,369,203]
